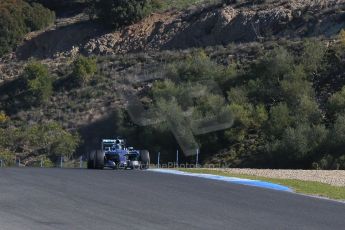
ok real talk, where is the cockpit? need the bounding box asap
[102,139,126,152]
[111,144,124,151]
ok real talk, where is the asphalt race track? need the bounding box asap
[0,168,344,230]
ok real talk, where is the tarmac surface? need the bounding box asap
[0,168,344,230]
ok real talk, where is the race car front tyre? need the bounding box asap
[94,150,105,170]
[87,151,95,169]
[140,150,150,170]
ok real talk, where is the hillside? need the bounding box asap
[1,0,345,168]
[5,0,345,60]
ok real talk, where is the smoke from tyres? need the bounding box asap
[116,63,234,156]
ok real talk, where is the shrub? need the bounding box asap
[326,114,345,154]
[24,2,55,31]
[229,103,254,128]
[26,0,80,11]
[338,29,345,47]
[41,158,54,167]
[72,55,97,86]
[23,61,53,104]
[267,103,292,136]
[227,87,248,104]
[316,154,345,170]
[252,104,268,128]
[0,111,9,123]
[300,39,326,75]
[0,0,55,57]
[1,122,80,159]
[166,50,225,82]
[247,47,294,103]
[0,148,16,166]
[95,0,154,29]
[280,76,311,102]
[272,123,328,164]
[155,98,199,152]
[328,86,345,116]
[295,95,322,124]
[222,0,254,4]
[150,0,164,9]
[152,80,180,101]
[0,3,26,56]
[46,123,81,158]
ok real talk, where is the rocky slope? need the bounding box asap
[6,0,345,61]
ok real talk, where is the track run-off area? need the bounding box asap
[0,168,344,230]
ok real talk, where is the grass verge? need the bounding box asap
[178,168,345,201]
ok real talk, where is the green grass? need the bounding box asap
[179,168,345,201]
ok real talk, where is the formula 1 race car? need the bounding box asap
[87,138,150,170]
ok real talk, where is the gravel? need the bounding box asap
[208,168,345,187]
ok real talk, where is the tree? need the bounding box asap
[269,123,328,168]
[24,2,55,31]
[1,122,80,159]
[326,114,345,154]
[95,0,153,29]
[72,55,97,86]
[0,0,55,57]
[328,86,345,116]
[247,47,294,104]
[23,61,53,104]
[267,103,292,137]
[300,39,326,75]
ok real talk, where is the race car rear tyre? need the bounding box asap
[87,151,95,169]
[140,150,150,170]
[94,150,105,170]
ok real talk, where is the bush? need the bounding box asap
[95,0,154,29]
[227,87,248,104]
[228,103,253,128]
[300,39,326,75]
[26,0,81,11]
[0,122,80,159]
[328,86,345,116]
[0,111,9,123]
[72,55,97,86]
[247,47,294,103]
[0,0,55,57]
[271,123,328,167]
[279,65,311,104]
[166,50,226,83]
[24,2,55,31]
[0,148,15,166]
[152,80,180,102]
[45,123,81,158]
[267,103,292,136]
[295,95,322,124]
[23,61,53,104]
[338,29,345,47]
[316,154,345,170]
[155,98,199,153]
[326,114,345,155]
